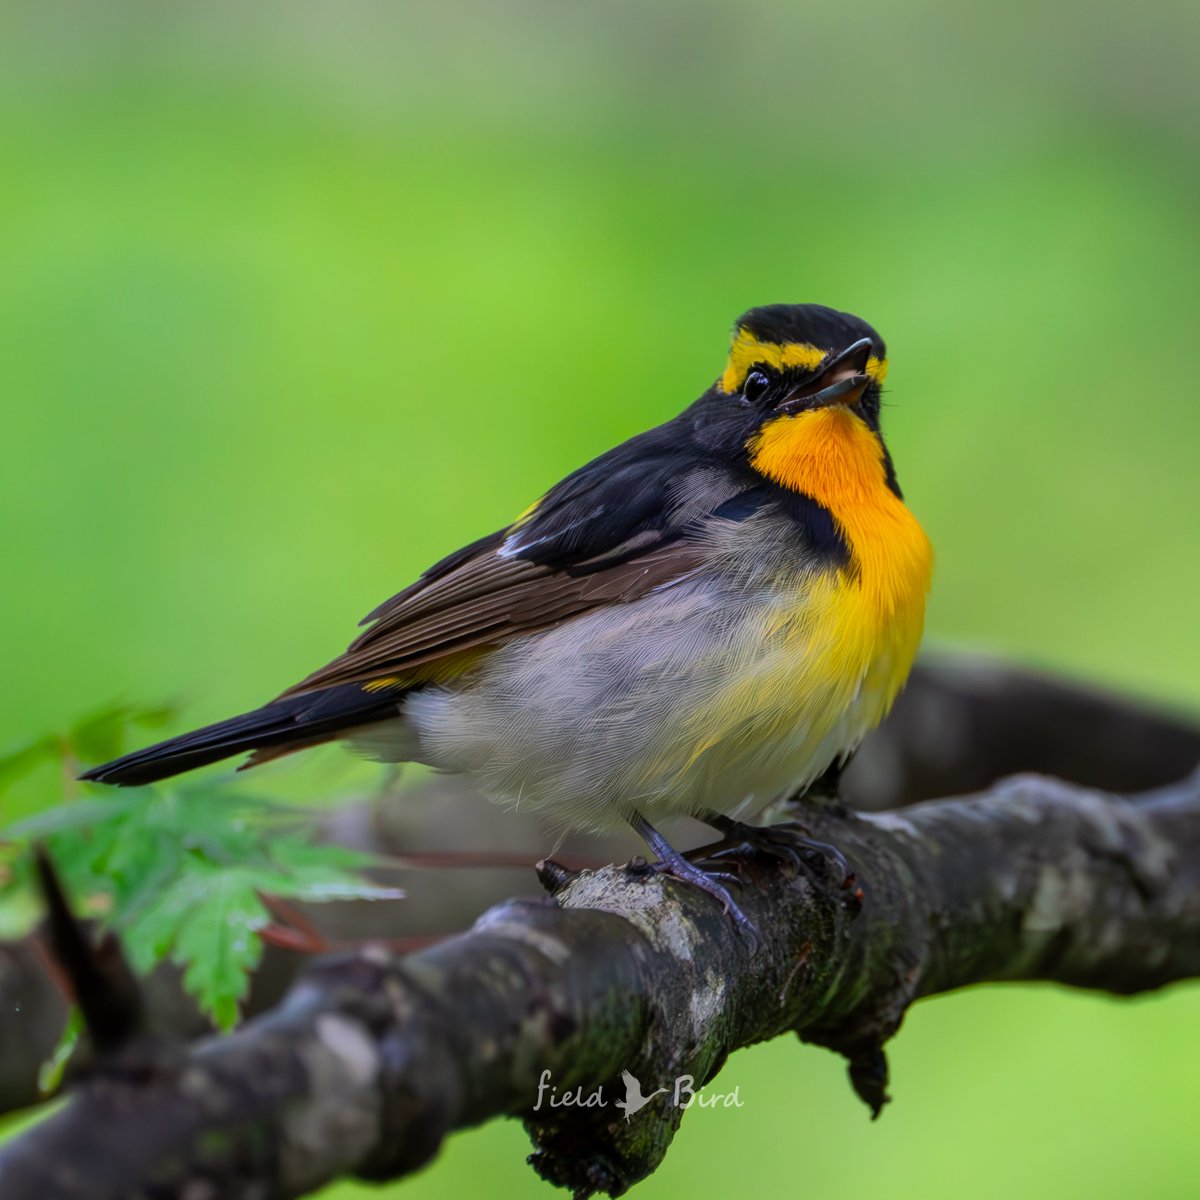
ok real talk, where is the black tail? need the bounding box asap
[79,685,399,787]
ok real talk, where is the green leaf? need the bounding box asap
[265,837,405,902]
[0,733,59,792]
[0,871,40,941]
[4,796,136,840]
[38,1008,83,1096]
[1,728,407,1031]
[168,866,270,1032]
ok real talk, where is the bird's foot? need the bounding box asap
[629,812,760,953]
[699,811,853,890]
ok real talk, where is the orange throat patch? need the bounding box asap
[748,406,934,715]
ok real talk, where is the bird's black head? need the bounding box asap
[687,302,892,463]
[721,303,887,425]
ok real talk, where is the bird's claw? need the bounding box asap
[701,814,853,889]
[645,854,759,951]
[629,812,761,952]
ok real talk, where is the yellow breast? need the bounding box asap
[748,406,933,734]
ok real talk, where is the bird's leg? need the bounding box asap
[698,809,851,887]
[628,811,759,953]
[799,754,849,805]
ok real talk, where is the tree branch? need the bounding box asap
[3,651,1196,1117]
[2,768,1198,1199]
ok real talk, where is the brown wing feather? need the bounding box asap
[280,538,703,697]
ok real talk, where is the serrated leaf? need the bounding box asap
[279,877,405,903]
[119,867,208,974]
[3,717,409,1033]
[266,837,405,902]
[170,867,270,1031]
[3,796,135,840]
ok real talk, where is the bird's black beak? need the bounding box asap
[776,337,874,415]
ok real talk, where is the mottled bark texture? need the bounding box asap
[2,767,1199,1200]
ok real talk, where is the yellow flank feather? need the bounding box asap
[720,328,888,393]
[363,676,402,693]
[360,647,488,694]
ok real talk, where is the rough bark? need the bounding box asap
[1,768,1198,1200]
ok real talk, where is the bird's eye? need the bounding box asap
[742,370,770,403]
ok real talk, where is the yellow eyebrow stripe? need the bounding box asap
[721,330,825,392]
[720,328,887,393]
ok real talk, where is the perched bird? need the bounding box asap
[83,304,933,943]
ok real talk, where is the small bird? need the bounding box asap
[83,304,933,943]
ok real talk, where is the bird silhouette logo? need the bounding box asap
[615,1070,668,1121]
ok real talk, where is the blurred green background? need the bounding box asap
[2,0,1199,1196]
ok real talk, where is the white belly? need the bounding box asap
[386,570,893,835]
